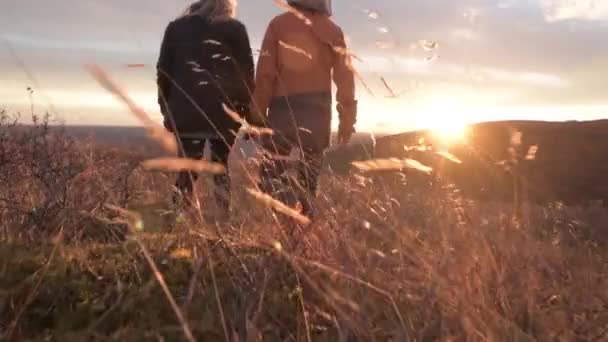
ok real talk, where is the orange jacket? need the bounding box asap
[251,10,357,133]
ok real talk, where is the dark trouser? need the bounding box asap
[258,137,324,217]
[175,138,232,211]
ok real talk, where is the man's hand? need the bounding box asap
[337,102,357,145]
[338,125,355,145]
[242,132,255,142]
[246,107,267,129]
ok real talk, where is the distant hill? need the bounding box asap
[55,121,608,204]
[59,125,375,159]
[60,125,153,149]
[326,119,608,204]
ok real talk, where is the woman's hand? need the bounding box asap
[163,117,174,133]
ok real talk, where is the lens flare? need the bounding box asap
[430,121,470,144]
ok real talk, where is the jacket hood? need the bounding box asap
[287,0,332,15]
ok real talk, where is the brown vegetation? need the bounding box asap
[1,111,608,341]
[328,120,608,205]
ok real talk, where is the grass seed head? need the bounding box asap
[142,158,226,174]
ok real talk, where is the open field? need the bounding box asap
[1,112,608,341]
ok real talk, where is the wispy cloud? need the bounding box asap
[541,0,608,22]
[357,53,568,87]
[449,28,482,42]
[2,33,154,54]
[479,67,568,87]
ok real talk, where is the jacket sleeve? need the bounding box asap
[232,22,255,104]
[156,23,173,118]
[332,28,357,131]
[250,20,279,126]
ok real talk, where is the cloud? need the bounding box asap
[2,33,153,54]
[541,0,608,22]
[515,59,608,106]
[497,1,516,10]
[449,28,482,42]
[479,67,568,87]
[357,52,568,88]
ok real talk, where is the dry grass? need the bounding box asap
[352,158,433,173]
[142,158,226,175]
[246,188,312,226]
[1,110,608,341]
[3,3,606,339]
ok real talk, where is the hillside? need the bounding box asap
[326,120,608,204]
[15,120,608,204]
[58,126,375,158]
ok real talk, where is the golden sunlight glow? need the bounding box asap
[429,119,470,144]
[416,104,473,145]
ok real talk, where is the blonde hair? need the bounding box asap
[183,0,237,21]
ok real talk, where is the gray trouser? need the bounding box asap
[175,137,232,210]
[258,135,324,217]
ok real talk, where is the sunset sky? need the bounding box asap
[1,0,607,133]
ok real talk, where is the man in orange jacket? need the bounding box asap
[250,0,357,218]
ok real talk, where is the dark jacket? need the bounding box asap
[252,9,356,149]
[157,16,254,139]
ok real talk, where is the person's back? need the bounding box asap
[252,0,357,218]
[158,12,254,138]
[256,12,337,100]
[253,6,356,148]
[156,0,254,219]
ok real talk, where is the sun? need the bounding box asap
[410,93,479,145]
[417,112,471,145]
[430,120,470,144]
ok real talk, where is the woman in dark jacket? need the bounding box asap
[157,0,254,216]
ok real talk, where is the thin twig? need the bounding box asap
[5,231,62,340]
[208,253,231,342]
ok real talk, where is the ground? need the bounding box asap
[2,115,608,341]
